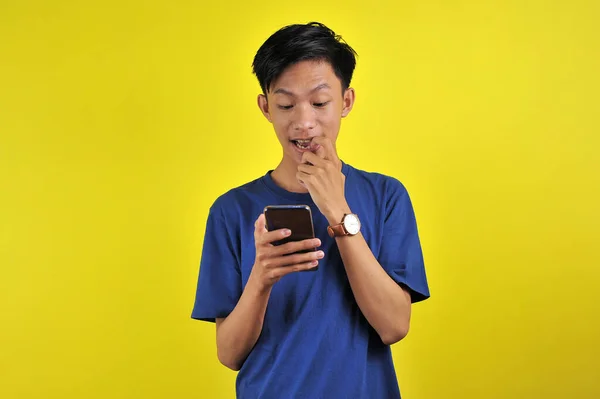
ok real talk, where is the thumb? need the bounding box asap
[314,144,327,160]
[254,213,268,239]
[255,213,266,230]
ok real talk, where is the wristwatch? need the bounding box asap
[327,213,361,237]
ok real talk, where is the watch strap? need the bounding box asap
[327,223,348,237]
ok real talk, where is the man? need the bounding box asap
[191,22,430,398]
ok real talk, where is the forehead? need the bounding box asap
[270,60,341,94]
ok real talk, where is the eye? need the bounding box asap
[313,102,329,108]
[278,104,293,110]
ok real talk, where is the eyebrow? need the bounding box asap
[273,83,331,96]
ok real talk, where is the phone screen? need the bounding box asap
[264,205,316,250]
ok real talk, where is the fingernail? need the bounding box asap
[314,239,321,246]
[283,229,291,236]
[317,251,324,258]
[311,260,319,266]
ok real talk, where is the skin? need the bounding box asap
[215,60,412,371]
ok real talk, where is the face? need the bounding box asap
[258,60,355,165]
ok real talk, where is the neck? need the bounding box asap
[271,158,309,194]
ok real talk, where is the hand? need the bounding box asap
[296,136,350,224]
[248,214,324,292]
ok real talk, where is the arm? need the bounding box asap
[214,214,323,371]
[215,280,271,371]
[327,208,412,346]
[297,138,416,346]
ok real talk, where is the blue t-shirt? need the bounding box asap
[192,161,430,399]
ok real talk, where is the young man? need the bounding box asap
[191,22,430,398]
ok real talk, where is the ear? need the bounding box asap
[341,87,356,118]
[257,94,272,123]
[341,87,355,118]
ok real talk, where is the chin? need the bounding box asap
[290,154,305,166]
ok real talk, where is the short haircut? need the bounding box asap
[252,22,358,94]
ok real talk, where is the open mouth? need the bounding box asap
[291,139,313,150]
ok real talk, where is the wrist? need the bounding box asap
[325,202,352,225]
[246,271,273,297]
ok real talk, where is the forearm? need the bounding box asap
[216,279,271,370]
[324,204,411,345]
[336,232,412,344]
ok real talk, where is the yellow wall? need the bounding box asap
[1,1,599,398]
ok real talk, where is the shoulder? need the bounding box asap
[345,163,409,199]
[208,175,268,220]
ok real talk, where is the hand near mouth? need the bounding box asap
[296,136,350,224]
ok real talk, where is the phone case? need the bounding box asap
[263,205,318,270]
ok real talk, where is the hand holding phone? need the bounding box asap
[248,206,323,290]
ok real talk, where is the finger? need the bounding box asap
[311,136,338,162]
[296,171,313,189]
[255,213,266,228]
[297,162,318,175]
[297,177,307,189]
[254,213,267,240]
[271,237,322,257]
[301,151,325,167]
[316,146,327,160]
[314,142,327,160]
[273,260,320,278]
[271,249,324,267]
[258,227,292,246]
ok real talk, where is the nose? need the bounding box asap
[292,103,316,132]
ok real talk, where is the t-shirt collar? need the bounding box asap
[261,160,350,202]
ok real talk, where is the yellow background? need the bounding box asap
[1,1,599,398]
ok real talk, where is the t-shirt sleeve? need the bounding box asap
[191,204,242,322]
[378,180,430,303]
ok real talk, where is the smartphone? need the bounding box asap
[263,204,317,261]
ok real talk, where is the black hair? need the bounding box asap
[252,22,358,94]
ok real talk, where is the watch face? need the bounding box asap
[343,214,361,235]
